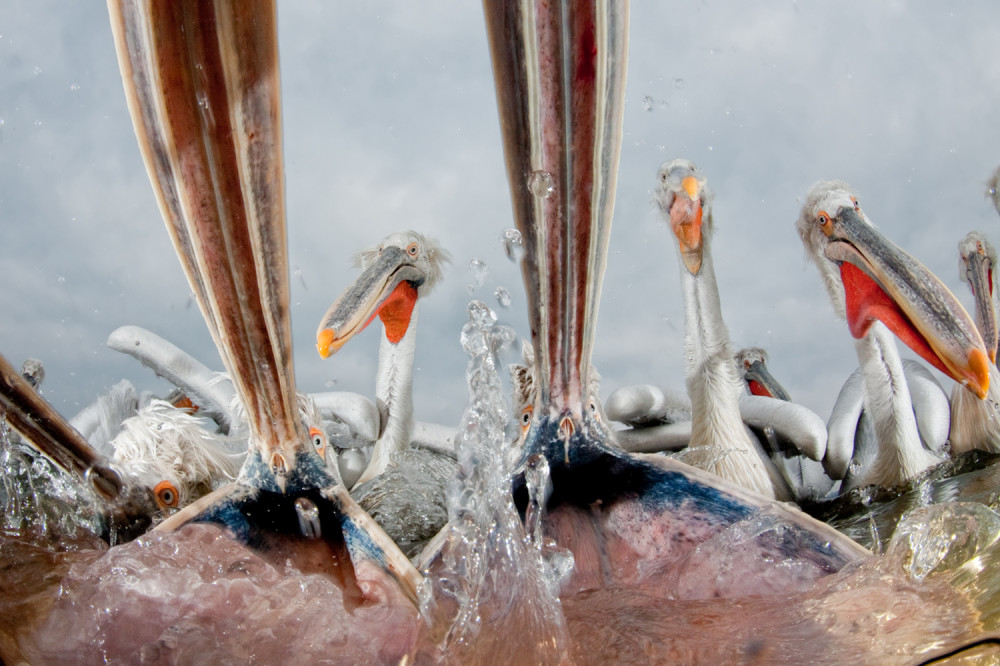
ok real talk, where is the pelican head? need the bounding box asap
[958,230,998,361]
[796,181,990,398]
[654,158,713,275]
[735,347,791,402]
[316,231,449,358]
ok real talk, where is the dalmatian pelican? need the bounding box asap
[655,159,789,500]
[735,347,836,501]
[949,230,1000,453]
[796,181,990,490]
[315,231,450,487]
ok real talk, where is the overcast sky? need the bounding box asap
[3,2,1000,434]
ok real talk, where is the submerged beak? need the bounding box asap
[965,249,998,363]
[316,246,422,358]
[825,207,990,398]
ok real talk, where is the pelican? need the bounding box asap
[315,231,450,488]
[654,159,789,501]
[104,0,421,603]
[796,181,990,491]
[736,347,836,501]
[949,231,1000,453]
[416,6,876,661]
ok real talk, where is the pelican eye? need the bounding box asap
[309,426,327,459]
[406,242,420,258]
[817,210,834,236]
[744,359,752,370]
[851,196,860,211]
[153,480,179,509]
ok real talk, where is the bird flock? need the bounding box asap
[4,1,1000,662]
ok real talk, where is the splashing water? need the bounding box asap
[467,258,488,294]
[494,285,512,309]
[419,300,571,664]
[0,416,103,543]
[502,228,523,262]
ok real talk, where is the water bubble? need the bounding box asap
[501,228,523,262]
[467,258,488,293]
[494,286,511,309]
[528,170,555,199]
[641,95,655,111]
[673,77,684,89]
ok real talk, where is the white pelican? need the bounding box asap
[655,159,789,500]
[315,230,450,487]
[735,347,836,501]
[796,180,990,490]
[949,230,1000,453]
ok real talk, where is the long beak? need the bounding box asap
[316,247,422,358]
[483,0,628,448]
[0,352,156,540]
[825,207,990,398]
[965,249,998,362]
[744,360,791,402]
[108,0,306,490]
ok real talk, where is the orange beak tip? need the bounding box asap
[317,328,335,359]
[968,347,991,400]
[681,175,699,200]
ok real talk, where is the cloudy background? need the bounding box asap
[2,2,1000,434]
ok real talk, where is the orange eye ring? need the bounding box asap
[406,242,420,257]
[817,210,834,236]
[309,426,327,459]
[153,480,179,508]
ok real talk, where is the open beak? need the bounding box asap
[108,0,312,492]
[824,206,990,398]
[483,0,628,443]
[316,247,423,359]
[744,360,791,402]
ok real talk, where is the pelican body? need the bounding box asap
[797,181,989,490]
[950,230,1000,453]
[655,160,788,500]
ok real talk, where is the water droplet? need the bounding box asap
[57,276,66,284]
[672,77,684,89]
[32,66,42,76]
[528,171,555,199]
[502,228,523,262]
[33,120,42,128]
[467,258,488,293]
[324,379,337,389]
[494,286,512,309]
[641,95,654,111]
[69,83,80,92]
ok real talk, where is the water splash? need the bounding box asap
[420,301,570,664]
[528,171,555,199]
[501,228,523,262]
[0,416,103,543]
[466,259,488,294]
[494,286,511,309]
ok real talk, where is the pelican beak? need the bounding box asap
[825,206,990,398]
[316,246,422,358]
[744,360,791,402]
[669,175,705,275]
[965,248,998,363]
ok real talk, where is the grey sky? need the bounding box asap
[2,2,1000,434]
